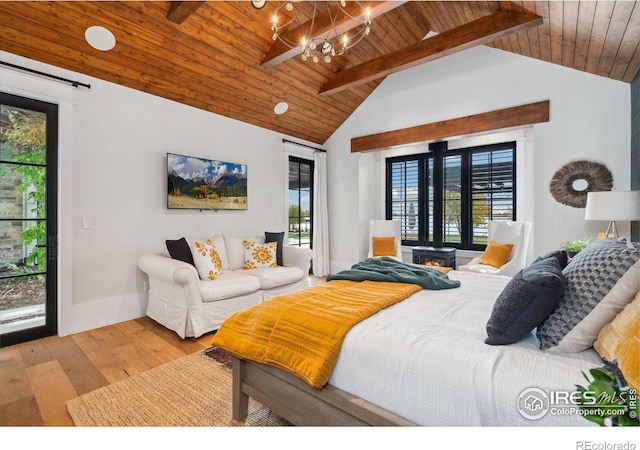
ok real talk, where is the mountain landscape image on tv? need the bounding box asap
[167,153,248,210]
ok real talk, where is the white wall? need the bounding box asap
[1,43,632,335]
[325,46,631,272]
[1,51,311,336]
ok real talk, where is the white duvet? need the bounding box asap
[328,271,602,426]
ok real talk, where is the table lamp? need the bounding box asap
[584,190,640,239]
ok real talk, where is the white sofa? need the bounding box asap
[138,234,312,338]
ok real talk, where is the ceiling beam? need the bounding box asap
[166,1,206,25]
[351,100,550,153]
[261,1,408,68]
[320,10,543,96]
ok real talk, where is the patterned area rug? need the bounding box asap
[66,348,290,427]
[202,346,233,368]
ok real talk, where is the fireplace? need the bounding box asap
[412,246,456,269]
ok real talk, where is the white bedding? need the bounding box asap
[328,271,602,426]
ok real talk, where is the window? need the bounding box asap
[288,156,314,248]
[386,141,516,250]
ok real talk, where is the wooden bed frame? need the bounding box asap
[231,356,416,426]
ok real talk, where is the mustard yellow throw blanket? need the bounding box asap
[212,280,421,388]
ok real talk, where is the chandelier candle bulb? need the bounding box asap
[268,1,373,63]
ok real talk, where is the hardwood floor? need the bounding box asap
[0,316,213,426]
[0,276,327,426]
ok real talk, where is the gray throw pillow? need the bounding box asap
[533,249,569,270]
[536,239,640,352]
[485,257,565,345]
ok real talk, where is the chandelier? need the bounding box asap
[254,1,372,64]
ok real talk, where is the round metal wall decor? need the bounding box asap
[549,160,613,208]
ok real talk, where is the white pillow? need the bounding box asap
[191,239,223,280]
[243,240,278,270]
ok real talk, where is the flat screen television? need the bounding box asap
[167,152,248,210]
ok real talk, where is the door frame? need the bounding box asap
[287,155,314,249]
[0,92,59,347]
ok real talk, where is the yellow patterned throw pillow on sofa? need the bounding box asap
[479,241,514,268]
[192,239,223,280]
[243,240,278,269]
[593,291,640,390]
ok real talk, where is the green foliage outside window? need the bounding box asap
[444,189,491,239]
[1,108,47,268]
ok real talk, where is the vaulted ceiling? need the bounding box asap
[1,1,638,145]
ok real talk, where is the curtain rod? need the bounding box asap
[282,138,326,153]
[1,61,91,89]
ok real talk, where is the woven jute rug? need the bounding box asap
[66,350,290,427]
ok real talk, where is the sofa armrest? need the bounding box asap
[282,245,312,273]
[138,253,203,307]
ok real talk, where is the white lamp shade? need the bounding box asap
[584,191,640,221]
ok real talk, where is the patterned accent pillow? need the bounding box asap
[537,239,640,352]
[243,240,278,270]
[191,239,223,280]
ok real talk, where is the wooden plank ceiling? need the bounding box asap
[1,1,638,145]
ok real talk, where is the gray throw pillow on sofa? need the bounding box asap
[485,257,565,345]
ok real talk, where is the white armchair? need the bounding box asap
[457,221,532,277]
[367,219,403,261]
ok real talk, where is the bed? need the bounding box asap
[213,241,639,427]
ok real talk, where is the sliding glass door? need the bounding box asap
[0,92,58,347]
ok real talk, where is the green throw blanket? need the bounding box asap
[326,257,461,290]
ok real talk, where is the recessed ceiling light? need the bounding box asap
[274,102,289,115]
[85,26,116,51]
